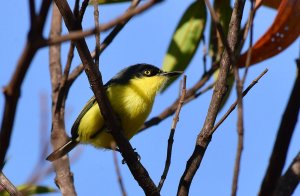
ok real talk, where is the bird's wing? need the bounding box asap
[71,96,97,139]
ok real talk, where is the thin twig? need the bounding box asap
[44,0,161,47]
[177,1,246,194]
[241,0,255,84]
[93,0,100,66]
[158,76,187,191]
[112,144,127,196]
[0,172,22,196]
[202,35,207,73]
[99,0,140,55]
[204,0,235,66]
[231,2,255,195]
[78,0,90,22]
[66,0,141,89]
[212,68,268,133]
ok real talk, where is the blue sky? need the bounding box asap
[1,0,299,195]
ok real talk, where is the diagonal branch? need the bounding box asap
[53,0,159,195]
[0,0,52,167]
[0,172,22,196]
[274,151,300,195]
[259,59,300,196]
[158,76,187,191]
[66,0,141,93]
[212,69,268,133]
[41,0,160,47]
[177,1,246,195]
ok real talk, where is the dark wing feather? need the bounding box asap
[71,83,116,139]
[71,96,97,139]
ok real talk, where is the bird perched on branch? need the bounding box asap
[46,63,181,161]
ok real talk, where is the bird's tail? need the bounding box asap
[46,139,79,162]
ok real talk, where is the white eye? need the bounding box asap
[144,70,152,76]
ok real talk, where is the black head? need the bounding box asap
[105,64,163,86]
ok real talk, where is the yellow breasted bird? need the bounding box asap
[46,64,181,161]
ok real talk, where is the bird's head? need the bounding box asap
[106,64,181,95]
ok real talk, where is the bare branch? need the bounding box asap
[53,0,159,194]
[158,76,187,191]
[0,172,22,196]
[99,0,141,55]
[93,0,100,67]
[212,68,268,133]
[112,144,127,196]
[0,0,52,167]
[274,151,300,196]
[48,3,77,195]
[204,0,235,65]
[177,1,246,195]
[67,0,141,95]
[231,2,255,195]
[29,0,36,25]
[259,59,300,196]
[43,0,161,47]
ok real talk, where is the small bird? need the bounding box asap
[46,64,181,161]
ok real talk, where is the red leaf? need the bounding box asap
[238,0,300,67]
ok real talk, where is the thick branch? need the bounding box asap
[259,59,300,196]
[49,3,77,195]
[274,151,300,196]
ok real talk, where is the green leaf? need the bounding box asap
[89,0,132,5]
[161,0,207,92]
[208,0,232,61]
[0,184,57,196]
[19,184,56,195]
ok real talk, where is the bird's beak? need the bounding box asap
[159,71,182,77]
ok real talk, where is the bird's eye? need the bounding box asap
[144,70,152,76]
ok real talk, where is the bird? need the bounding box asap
[46,63,181,161]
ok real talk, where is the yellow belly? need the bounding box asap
[77,82,154,149]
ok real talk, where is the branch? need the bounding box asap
[158,76,187,191]
[43,0,160,47]
[204,0,235,65]
[231,2,255,195]
[177,1,246,195]
[259,59,300,196]
[212,69,268,133]
[274,151,300,196]
[0,0,52,167]
[48,3,77,195]
[66,0,141,92]
[93,0,100,67]
[53,0,159,195]
[112,144,127,196]
[0,172,22,196]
